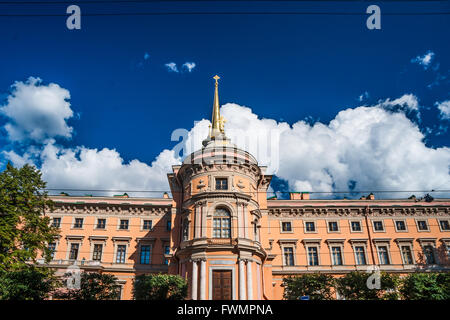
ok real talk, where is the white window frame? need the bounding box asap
[372,220,385,233]
[327,220,340,233]
[95,218,107,230]
[51,216,62,228]
[350,240,369,266]
[303,220,317,234]
[399,243,415,265]
[375,243,392,265]
[349,220,363,233]
[72,217,84,229]
[394,219,408,232]
[438,219,450,232]
[415,219,430,232]
[117,218,130,231]
[138,242,153,265]
[280,220,293,234]
[279,239,298,267]
[141,219,153,231]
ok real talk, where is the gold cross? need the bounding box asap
[213,75,220,84]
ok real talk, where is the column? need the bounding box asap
[246,260,253,300]
[200,259,206,300]
[181,262,186,279]
[191,260,198,300]
[256,263,261,300]
[239,259,246,300]
[195,205,201,238]
[243,204,249,238]
[237,203,244,238]
[201,203,207,238]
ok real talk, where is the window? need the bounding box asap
[305,222,316,232]
[328,221,339,232]
[140,245,151,264]
[281,222,292,232]
[96,219,106,229]
[48,242,56,259]
[417,220,429,231]
[119,219,129,230]
[116,245,127,264]
[164,258,169,265]
[215,178,228,190]
[69,243,79,260]
[143,220,152,230]
[74,218,83,229]
[182,220,189,241]
[166,220,171,231]
[423,245,436,264]
[355,246,366,265]
[213,208,231,238]
[92,244,103,261]
[401,246,413,264]
[395,220,406,231]
[164,245,170,255]
[52,218,61,228]
[331,247,343,266]
[439,220,450,231]
[351,221,361,232]
[373,221,384,231]
[377,246,390,265]
[307,247,319,266]
[284,247,294,266]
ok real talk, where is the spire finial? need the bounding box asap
[210,75,224,138]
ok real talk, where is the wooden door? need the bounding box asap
[212,270,232,300]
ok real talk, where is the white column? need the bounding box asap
[243,204,249,238]
[195,205,200,238]
[201,203,207,238]
[200,259,206,300]
[246,260,253,300]
[256,263,261,300]
[191,260,198,300]
[237,203,244,238]
[239,259,246,300]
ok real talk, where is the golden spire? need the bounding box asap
[211,75,222,138]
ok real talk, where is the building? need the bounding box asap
[40,76,450,300]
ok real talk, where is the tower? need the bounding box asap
[167,76,272,300]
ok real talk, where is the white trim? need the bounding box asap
[208,265,236,300]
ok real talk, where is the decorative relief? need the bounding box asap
[268,206,450,218]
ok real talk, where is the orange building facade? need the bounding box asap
[40,77,450,300]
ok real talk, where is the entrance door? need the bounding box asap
[212,270,232,300]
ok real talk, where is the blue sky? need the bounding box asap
[0,1,449,198]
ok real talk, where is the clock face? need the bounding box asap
[0,1,449,200]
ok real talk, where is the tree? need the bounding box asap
[132,273,188,300]
[283,273,335,300]
[335,271,400,300]
[0,267,58,300]
[400,273,449,300]
[0,163,58,271]
[54,272,121,300]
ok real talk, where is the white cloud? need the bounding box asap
[358,91,369,102]
[0,77,73,143]
[2,77,448,198]
[164,62,179,73]
[436,100,450,120]
[182,62,196,72]
[411,50,435,69]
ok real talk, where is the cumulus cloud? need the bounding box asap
[182,62,196,72]
[0,77,74,143]
[1,77,449,198]
[164,62,179,73]
[411,50,435,69]
[436,100,450,120]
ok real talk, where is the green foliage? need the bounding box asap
[283,273,335,300]
[400,273,450,300]
[0,267,58,300]
[0,163,58,271]
[54,272,121,300]
[133,273,188,300]
[335,271,400,300]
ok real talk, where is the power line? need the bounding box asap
[1,11,450,17]
[0,0,448,4]
[42,188,450,194]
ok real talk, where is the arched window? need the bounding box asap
[213,207,231,238]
